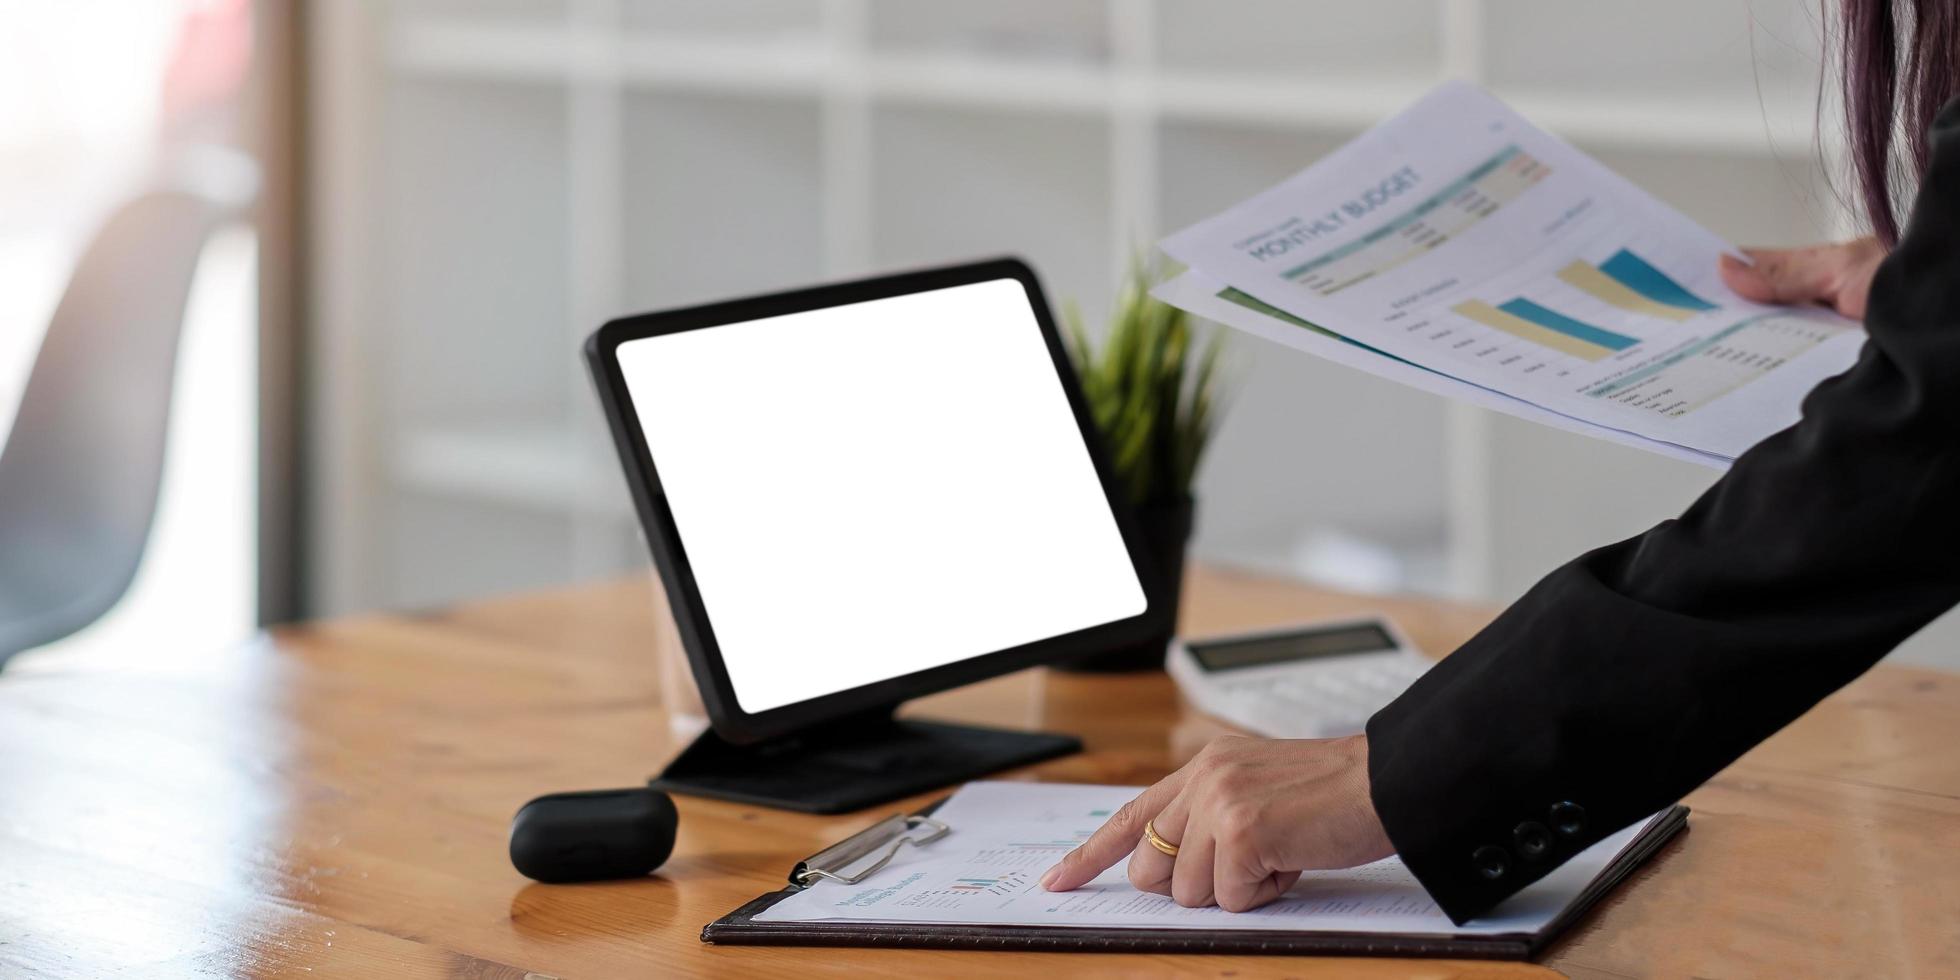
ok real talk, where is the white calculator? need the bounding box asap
[1166,617,1433,739]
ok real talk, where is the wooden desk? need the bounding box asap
[2,567,1955,978]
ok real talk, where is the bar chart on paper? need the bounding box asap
[1561,249,1719,320]
[894,870,1037,911]
[1433,240,1846,420]
[1449,247,1717,363]
[1453,297,1639,361]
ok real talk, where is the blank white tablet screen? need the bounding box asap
[616,278,1148,714]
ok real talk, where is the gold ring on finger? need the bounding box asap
[1143,819,1180,857]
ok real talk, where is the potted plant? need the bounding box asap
[1061,261,1225,672]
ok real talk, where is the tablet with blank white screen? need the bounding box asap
[609,271,1149,721]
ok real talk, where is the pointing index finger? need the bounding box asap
[1040,773,1187,892]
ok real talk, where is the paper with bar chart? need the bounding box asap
[1156,81,1865,463]
[1153,269,1731,467]
[755,781,1669,936]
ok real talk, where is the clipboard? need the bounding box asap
[702,799,1690,959]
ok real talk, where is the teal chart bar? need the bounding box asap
[1496,298,1639,350]
[1599,249,1719,312]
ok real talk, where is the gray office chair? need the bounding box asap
[0,187,237,670]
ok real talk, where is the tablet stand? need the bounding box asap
[651,707,1081,814]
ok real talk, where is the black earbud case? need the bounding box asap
[509,787,679,883]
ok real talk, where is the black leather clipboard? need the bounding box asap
[702,801,1689,959]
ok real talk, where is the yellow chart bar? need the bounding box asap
[1555,261,1694,322]
[1452,300,1613,362]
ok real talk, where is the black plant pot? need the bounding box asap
[1058,497,1194,673]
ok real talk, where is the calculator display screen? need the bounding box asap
[1189,624,1397,672]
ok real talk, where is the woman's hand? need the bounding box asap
[1039,734,1394,912]
[1718,237,1887,320]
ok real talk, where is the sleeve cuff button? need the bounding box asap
[1472,845,1510,880]
[1550,801,1587,836]
[1513,821,1552,859]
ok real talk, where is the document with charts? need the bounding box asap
[1153,268,1731,469]
[1155,81,1864,464]
[755,781,1672,937]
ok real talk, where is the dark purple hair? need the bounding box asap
[1841,0,1960,245]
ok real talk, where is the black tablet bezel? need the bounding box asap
[585,257,1163,745]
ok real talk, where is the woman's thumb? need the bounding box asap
[1719,245,1840,306]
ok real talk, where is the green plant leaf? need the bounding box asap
[1066,256,1231,505]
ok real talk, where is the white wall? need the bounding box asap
[309,2,1960,671]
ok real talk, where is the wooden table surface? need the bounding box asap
[2,566,1956,978]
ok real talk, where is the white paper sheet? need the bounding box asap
[1156,81,1864,462]
[757,782,1665,937]
[1155,270,1732,469]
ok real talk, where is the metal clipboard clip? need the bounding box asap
[791,813,952,887]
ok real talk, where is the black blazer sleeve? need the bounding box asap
[1366,96,1960,925]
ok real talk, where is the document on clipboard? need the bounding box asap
[703,781,1688,959]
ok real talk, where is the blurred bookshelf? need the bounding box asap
[309,0,1851,614]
